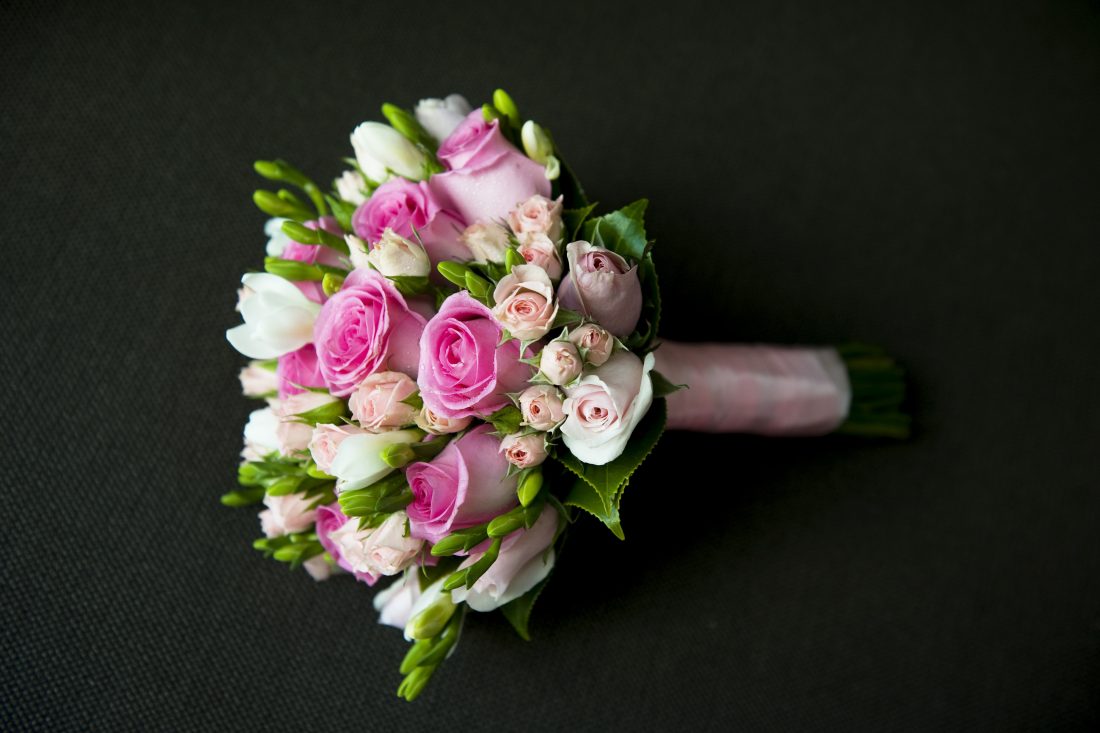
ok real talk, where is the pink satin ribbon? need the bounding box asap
[654,342,851,435]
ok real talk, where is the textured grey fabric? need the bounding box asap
[3,0,1099,730]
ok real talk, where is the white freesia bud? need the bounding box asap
[351,122,428,182]
[345,234,371,270]
[367,229,431,278]
[414,94,472,142]
[264,218,290,257]
[404,576,456,641]
[335,169,368,205]
[521,120,554,164]
[459,222,511,264]
[329,429,421,492]
[226,273,321,359]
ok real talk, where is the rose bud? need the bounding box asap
[275,391,341,456]
[459,221,511,264]
[491,264,558,341]
[500,433,548,469]
[508,194,563,242]
[348,370,419,431]
[539,340,583,386]
[316,503,377,585]
[518,385,565,430]
[239,361,279,397]
[365,228,431,278]
[258,492,319,538]
[516,232,563,280]
[415,406,473,435]
[346,234,371,270]
[561,351,655,465]
[557,241,643,338]
[568,323,614,366]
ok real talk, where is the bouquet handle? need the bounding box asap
[655,342,909,438]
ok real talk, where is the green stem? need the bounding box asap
[837,344,911,439]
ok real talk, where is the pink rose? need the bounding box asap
[518,385,565,430]
[347,510,424,577]
[313,268,427,397]
[405,424,518,544]
[282,217,347,303]
[308,423,369,475]
[500,433,548,469]
[429,110,550,226]
[315,503,377,585]
[509,194,563,242]
[491,264,558,341]
[258,493,318,538]
[276,343,326,399]
[568,323,614,367]
[561,351,655,465]
[275,391,340,456]
[351,178,470,263]
[348,370,418,431]
[539,340,582,386]
[417,292,532,419]
[557,241,643,338]
[451,504,558,612]
[239,362,279,397]
[415,407,472,435]
[516,232,563,280]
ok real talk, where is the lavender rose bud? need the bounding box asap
[557,241,643,338]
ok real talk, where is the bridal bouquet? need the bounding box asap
[224,89,908,700]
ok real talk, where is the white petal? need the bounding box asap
[226,323,285,359]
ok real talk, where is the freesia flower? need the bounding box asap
[226,273,321,359]
[414,94,472,142]
[351,121,428,182]
[329,429,422,492]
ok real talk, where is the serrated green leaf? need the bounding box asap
[625,254,660,351]
[500,569,554,641]
[581,199,648,261]
[649,369,686,398]
[555,398,666,536]
[562,203,598,240]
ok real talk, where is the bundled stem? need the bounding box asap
[835,344,911,439]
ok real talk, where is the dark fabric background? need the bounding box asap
[3,0,1098,730]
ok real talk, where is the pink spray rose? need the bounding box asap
[518,384,565,430]
[491,264,558,341]
[239,362,279,397]
[405,425,519,544]
[315,503,377,585]
[308,423,369,475]
[500,433,548,469]
[509,194,563,242]
[258,492,318,538]
[282,217,347,303]
[417,292,532,419]
[339,510,424,577]
[415,406,472,435]
[539,339,583,386]
[351,178,470,263]
[557,241,643,338]
[451,504,559,612]
[568,323,614,366]
[516,232,563,280]
[312,268,427,397]
[276,343,326,399]
[348,370,418,431]
[275,391,340,456]
[429,110,550,226]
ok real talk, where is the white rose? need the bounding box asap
[335,169,368,205]
[560,351,655,465]
[329,429,421,492]
[226,273,321,359]
[459,222,511,264]
[350,121,428,182]
[366,228,431,278]
[414,94,472,142]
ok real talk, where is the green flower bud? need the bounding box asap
[517,469,543,507]
[437,260,471,287]
[487,510,524,538]
[397,666,434,702]
[406,592,456,640]
[430,533,468,557]
[521,120,554,164]
[380,442,416,468]
[322,272,344,297]
[399,638,435,675]
[492,89,520,127]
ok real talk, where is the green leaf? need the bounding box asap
[556,397,667,537]
[649,369,686,398]
[581,199,648,261]
[550,308,583,331]
[487,405,523,435]
[563,203,598,240]
[500,568,553,641]
[625,254,660,351]
[553,156,589,209]
[289,398,348,427]
[389,275,431,297]
[324,194,356,233]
